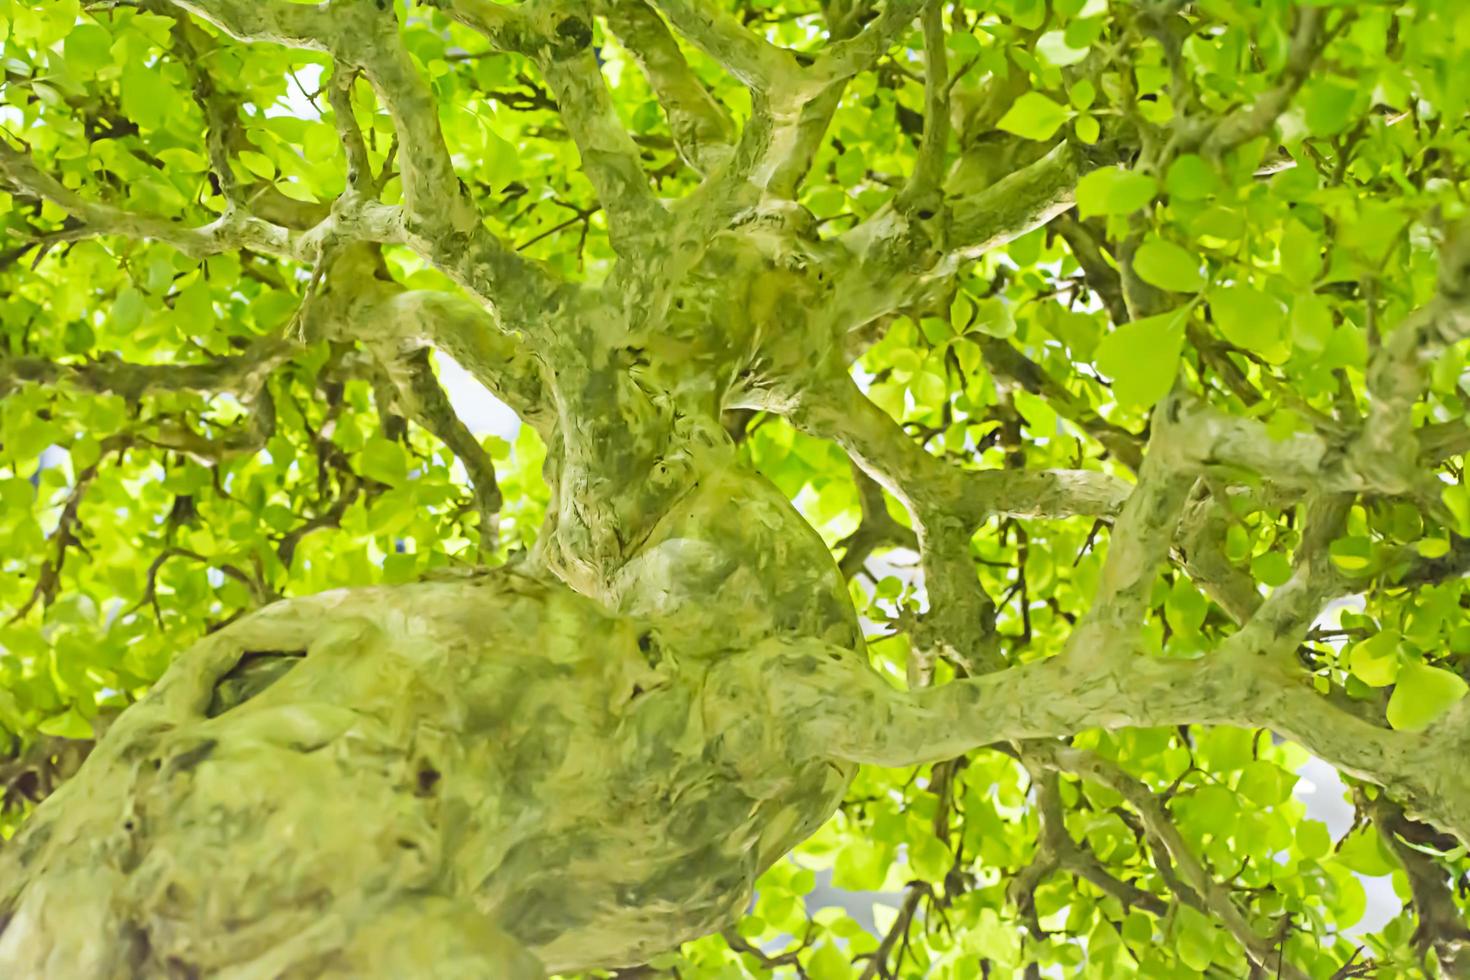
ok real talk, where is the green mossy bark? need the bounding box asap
[0,206,874,976]
[5,3,1470,975]
[0,568,859,977]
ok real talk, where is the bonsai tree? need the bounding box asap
[1,0,1467,975]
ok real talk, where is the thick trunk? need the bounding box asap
[0,188,884,976]
[0,573,857,977]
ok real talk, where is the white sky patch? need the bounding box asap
[436,352,522,440]
[269,63,324,120]
[1295,594,1401,935]
[869,546,925,606]
[1294,755,1403,936]
[1314,594,1367,648]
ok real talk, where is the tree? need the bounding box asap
[1,0,1468,975]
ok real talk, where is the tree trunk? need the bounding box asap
[0,206,879,975]
[5,5,1470,968]
[0,569,861,977]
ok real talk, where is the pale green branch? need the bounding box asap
[945,141,1095,261]
[894,0,949,207]
[0,137,296,259]
[384,349,505,552]
[436,0,544,55]
[793,628,1470,844]
[0,339,295,403]
[649,0,801,91]
[1194,6,1330,158]
[1369,796,1470,975]
[1063,399,1195,663]
[598,0,734,174]
[808,0,924,89]
[1350,217,1470,494]
[169,0,332,48]
[171,0,567,335]
[1036,745,1310,980]
[536,45,669,249]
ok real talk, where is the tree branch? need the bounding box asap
[1193,6,1330,158]
[384,348,505,553]
[0,339,294,403]
[836,462,917,578]
[534,37,669,250]
[599,0,734,174]
[170,0,566,334]
[789,621,1470,842]
[1369,796,1470,975]
[1349,217,1470,494]
[946,141,1098,261]
[164,5,244,207]
[808,0,925,90]
[169,0,332,48]
[1035,745,1309,980]
[649,0,802,91]
[894,0,949,208]
[327,69,374,194]
[1062,398,1195,663]
[0,137,296,259]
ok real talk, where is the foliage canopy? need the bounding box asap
[3,0,1470,976]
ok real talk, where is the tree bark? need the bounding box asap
[5,2,1470,975]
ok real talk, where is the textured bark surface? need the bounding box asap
[4,0,1470,976]
[0,574,858,976]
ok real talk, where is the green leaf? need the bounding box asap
[238,150,277,180]
[1209,286,1288,363]
[1415,537,1450,559]
[1290,294,1334,353]
[1164,154,1220,201]
[1335,825,1397,876]
[1166,579,1208,635]
[1132,238,1205,292]
[1297,820,1332,861]
[37,708,94,740]
[1037,30,1089,66]
[63,23,114,72]
[1073,113,1100,144]
[1095,309,1186,408]
[806,941,854,980]
[1237,760,1295,807]
[1443,484,1470,536]
[112,285,148,332]
[1280,220,1323,287]
[1014,389,1057,436]
[805,185,847,219]
[1348,631,1401,688]
[481,129,522,192]
[970,297,1015,338]
[1197,728,1255,772]
[1250,551,1292,587]
[63,319,95,355]
[1173,905,1216,971]
[1329,536,1376,575]
[1076,167,1157,218]
[1122,909,1153,947]
[835,147,866,188]
[996,92,1072,141]
[1303,78,1358,136]
[909,831,952,881]
[1068,78,1096,110]
[121,61,173,132]
[1386,662,1468,731]
[359,437,408,488]
[831,838,888,891]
